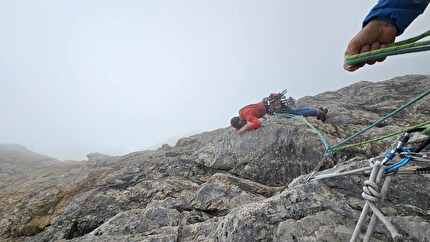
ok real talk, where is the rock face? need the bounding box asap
[1,75,429,242]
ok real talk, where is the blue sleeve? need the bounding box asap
[363,0,430,35]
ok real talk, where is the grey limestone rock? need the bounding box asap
[1,75,430,242]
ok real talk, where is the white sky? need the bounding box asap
[1,1,429,160]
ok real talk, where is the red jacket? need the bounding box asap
[239,101,267,130]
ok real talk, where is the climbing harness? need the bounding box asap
[345,30,430,65]
[310,129,430,241]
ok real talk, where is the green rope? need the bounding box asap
[331,120,430,151]
[423,124,430,136]
[281,111,429,183]
[392,29,430,46]
[329,88,430,150]
[345,30,430,65]
[277,113,330,150]
[294,86,430,182]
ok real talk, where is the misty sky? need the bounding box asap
[1,1,429,160]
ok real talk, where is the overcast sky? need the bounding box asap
[1,1,429,161]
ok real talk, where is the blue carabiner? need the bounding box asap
[384,147,411,174]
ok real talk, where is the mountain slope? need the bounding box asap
[1,74,429,242]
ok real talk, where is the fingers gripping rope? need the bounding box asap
[344,30,430,65]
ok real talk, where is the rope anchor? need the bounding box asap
[310,129,430,241]
[351,161,402,242]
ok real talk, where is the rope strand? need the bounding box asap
[345,30,430,65]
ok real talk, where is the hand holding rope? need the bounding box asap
[345,30,430,65]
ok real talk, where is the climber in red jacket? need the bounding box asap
[230,101,268,134]
[230,91,328,134]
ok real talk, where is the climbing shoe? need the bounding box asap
[318,107,328,122]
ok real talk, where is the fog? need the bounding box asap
[1,1,429,160]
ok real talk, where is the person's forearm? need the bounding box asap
[363,0,430,35]
[246,120,261,130]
